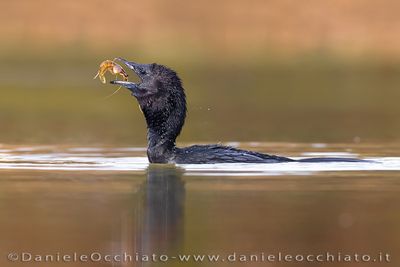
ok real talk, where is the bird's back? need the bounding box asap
[174,145,294,164]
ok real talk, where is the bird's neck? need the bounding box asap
[141,94,186,163]
[146,128,175,163]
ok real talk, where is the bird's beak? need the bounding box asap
[110,58,143,91]
[113,57,145,76]
[109,80,138,90]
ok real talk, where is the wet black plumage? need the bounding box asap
[111,58,366,164]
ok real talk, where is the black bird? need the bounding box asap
[111,58,366,164]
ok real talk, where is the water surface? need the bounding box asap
[0,143,399,266]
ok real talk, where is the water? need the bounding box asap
[0,143,399,266]
[1,143,400,173]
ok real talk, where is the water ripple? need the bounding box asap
[0,145,399,175]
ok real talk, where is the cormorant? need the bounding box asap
[111,58,365,164]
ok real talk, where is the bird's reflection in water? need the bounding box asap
[115,165,185,267]
[139,165,185,254]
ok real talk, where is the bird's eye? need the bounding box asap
[140,69,147,75]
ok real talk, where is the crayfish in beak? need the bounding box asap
[93,60,128,84]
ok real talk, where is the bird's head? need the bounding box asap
[111,58,187,155]
[110,58,184,101]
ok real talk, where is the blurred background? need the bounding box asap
[2,0,400,146]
